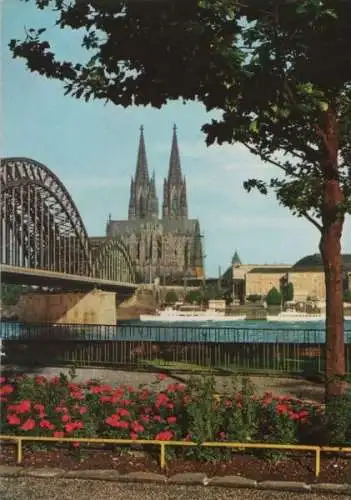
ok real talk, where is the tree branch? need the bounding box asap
[242,141,291,173]
[301,211,322,232]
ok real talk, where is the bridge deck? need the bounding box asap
[0,264,138,292]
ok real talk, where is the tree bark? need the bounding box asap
[319,109,346,402]
[320,212,345,401]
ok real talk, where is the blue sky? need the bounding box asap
[2,0,350,277]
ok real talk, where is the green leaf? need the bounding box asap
[319,101,329,112]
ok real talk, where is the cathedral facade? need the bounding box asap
[106,126,204,283]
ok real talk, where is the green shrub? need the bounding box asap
[266,287,282,306]
[164,290,178,305]
[325,390,351,445]
[246,294,262,303]
[283,282,294,302]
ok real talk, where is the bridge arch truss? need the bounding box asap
[0,157,135,284]
[93,238,135,284]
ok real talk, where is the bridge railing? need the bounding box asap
[1,322,351,376]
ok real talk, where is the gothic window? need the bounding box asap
[149,235,153,260]
[157,238,162,260]
[184,242,189,269]
[139,196,145,218]
[171,196,178,215]
[136,240,140,260]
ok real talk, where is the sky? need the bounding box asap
[2,0,350,277]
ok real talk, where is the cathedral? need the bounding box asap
[106,125,204,283]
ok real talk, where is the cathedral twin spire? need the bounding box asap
[128,125,188,220]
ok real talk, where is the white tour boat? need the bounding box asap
[140,308,246,322]
[266,311,325,322]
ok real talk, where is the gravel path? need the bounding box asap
[6,365,324,402]
[0,478,348,500]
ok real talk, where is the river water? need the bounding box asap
[2,320,350,344]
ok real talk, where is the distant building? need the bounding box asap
[227,252,351,303]
[104,126,204,283]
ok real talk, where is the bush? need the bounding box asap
[283,283,294,302]
[0,373,326,461]
[1,284,24,306]
[266,287,282,306]
[246,294,262,303]
[184,289,201,304]
[164,290,178,305]
[325,390,351,445]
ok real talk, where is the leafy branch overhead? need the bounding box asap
[9,0,351,229]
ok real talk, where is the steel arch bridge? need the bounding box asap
[0,157,135,284]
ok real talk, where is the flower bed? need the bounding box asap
[0,372,328,455]
[1,371,351,482]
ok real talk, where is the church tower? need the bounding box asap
[162,125,188,218]
[128,126,159,220]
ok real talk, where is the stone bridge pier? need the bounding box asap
[17,290,117,325]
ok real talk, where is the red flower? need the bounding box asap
[39,420,56,430]
[299,410,309,419]
[89,384,112,394]
[105,416,129,428]
[0,376,7,384]
[167,416,177,424]
[176,383,186,392]
[10,400,31,414]
[289,412,300,421]
[130,432,138,440]
[54,406,68,414]
[7,414,21,425]
[130,421,144,433]
[61,414,71,423]
[50,377,60,385]
[155,393,169,408]
[34,403,45,413]
[118,399,132,406]
[64,421,84,433]
[78,406,88,415]
[276,403,289,415]
[139,389,150,401]
[117,408,130,417]
[68,383,80,392]
[100,396,113,403]
[35,376,47,385]
[71,391,84,400]
[0,384,14,396]
[20,418,36,431]
[157,373,167,381]
[155,430,173,441]
[53,431,64,438]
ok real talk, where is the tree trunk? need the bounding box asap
[319,109,345,402]
[319,214,345,401]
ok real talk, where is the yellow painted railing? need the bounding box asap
[1,435,351,477]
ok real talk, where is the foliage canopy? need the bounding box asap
[10,0,351,227]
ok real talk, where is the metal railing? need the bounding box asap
[1,434,351,477]
[1,322,351,376]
